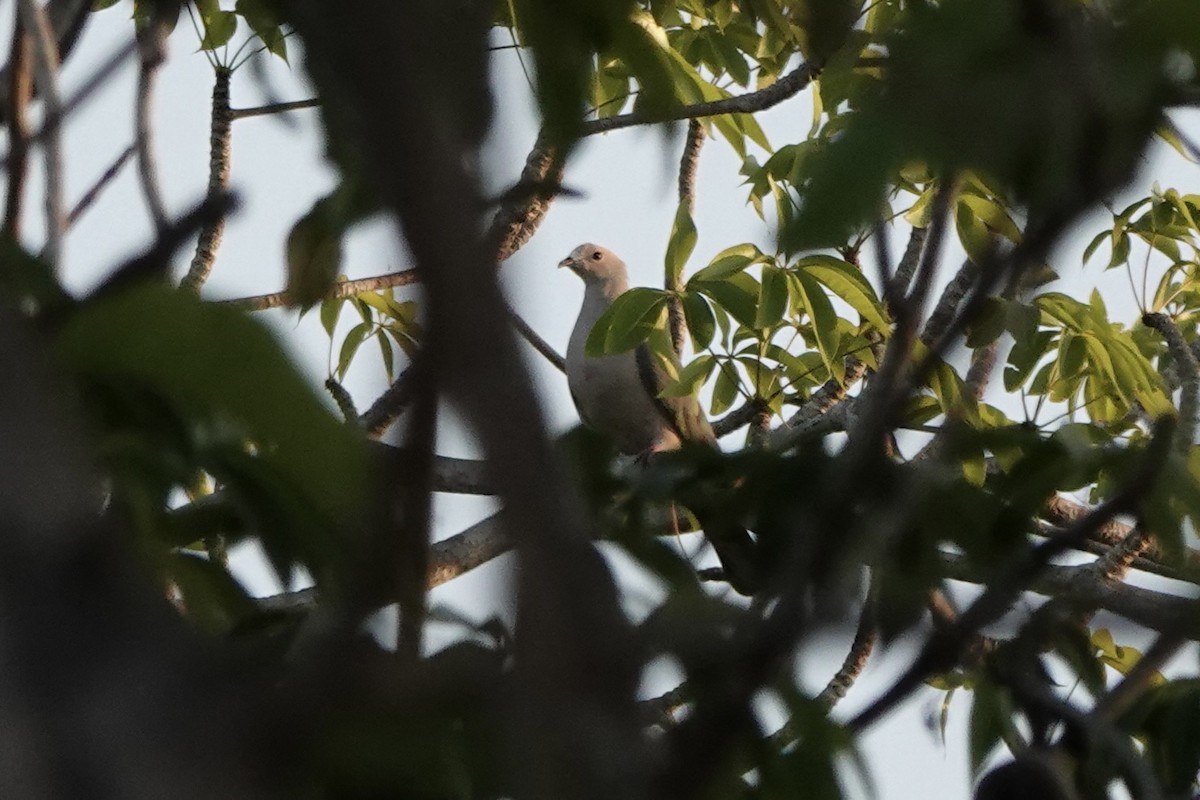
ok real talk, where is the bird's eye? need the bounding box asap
[590,251,602,260]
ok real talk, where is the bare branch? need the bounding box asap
[919,259,979,346]
[1143,312,1199,448]
[219,268,419,311]
[815,593,877,710]
[486,131,566,263]
[256,511,512,614]
[1042,494,1200,573]
[510,309,565,373]
[889,222,928,301]
[580,61,819,137]
[766,357,866,451]
[360,369,415,438]
[230,97,320,120]
[3,12,32,240]
[669,119,704,356]
[18,0,65,269]
[0,38,139,177]
[180,66,233,293]
[134,18,170,232]
[67,143,135,227]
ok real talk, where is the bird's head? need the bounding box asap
[558,243,628,286]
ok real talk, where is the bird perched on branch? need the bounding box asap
[559,242,760,594]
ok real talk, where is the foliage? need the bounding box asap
[2,0,1199,797]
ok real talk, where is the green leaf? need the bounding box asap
[710,359,740,415]
[195,0,237,50]
[1082,229,1108,265]
[286,195,345,309]
[169,551,257,636]
[682,291,716,350]
[693,272,760,329]
[968,680,1011,777]
[664,201,698,287]
[799,255,890,332]
[319,295,344,338]
[584,287,668,355]
[791,271,840,380]
[378,329,395,380]
[235,0,288,60]
[756,265,790,328]
[661,354,715,398]
[957,192,1021,241]
[337,321,371,379]
[689,243,764,282]
[56,284,367,528]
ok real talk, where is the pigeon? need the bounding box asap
[560,243,760,594]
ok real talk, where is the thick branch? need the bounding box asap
[940,553,1200,640]
[180,67,233,293]
[1144,312,1198,448]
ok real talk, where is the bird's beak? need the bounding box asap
[559,256,581,272]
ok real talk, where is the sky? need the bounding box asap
[14,3,1200,797]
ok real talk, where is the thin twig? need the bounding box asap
[846,184,954,457]
[18,0,65,269]
[0,38,139,176]
[510,309,565,373]
[218,268,419,310]
[580,61,819,137]
[229,97,320,120]
[134,18,170,232]
[66,143,135,227]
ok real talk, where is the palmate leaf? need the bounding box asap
[796,254,890,332]
[790,271,839,382]
[585,287,669,355]
[194,0,237,50]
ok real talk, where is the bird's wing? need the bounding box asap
[634,334,716,447]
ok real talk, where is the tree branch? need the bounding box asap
[850,418,1175,733]
[67,143,136,227]
[669,119,704,356]
[134,16,170,232]
[219,268,419,311]
[3,10,31,240]
[17,0,65,269]
[230,97,320,120]
[579,61,819,137]
[180,66,233,293]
